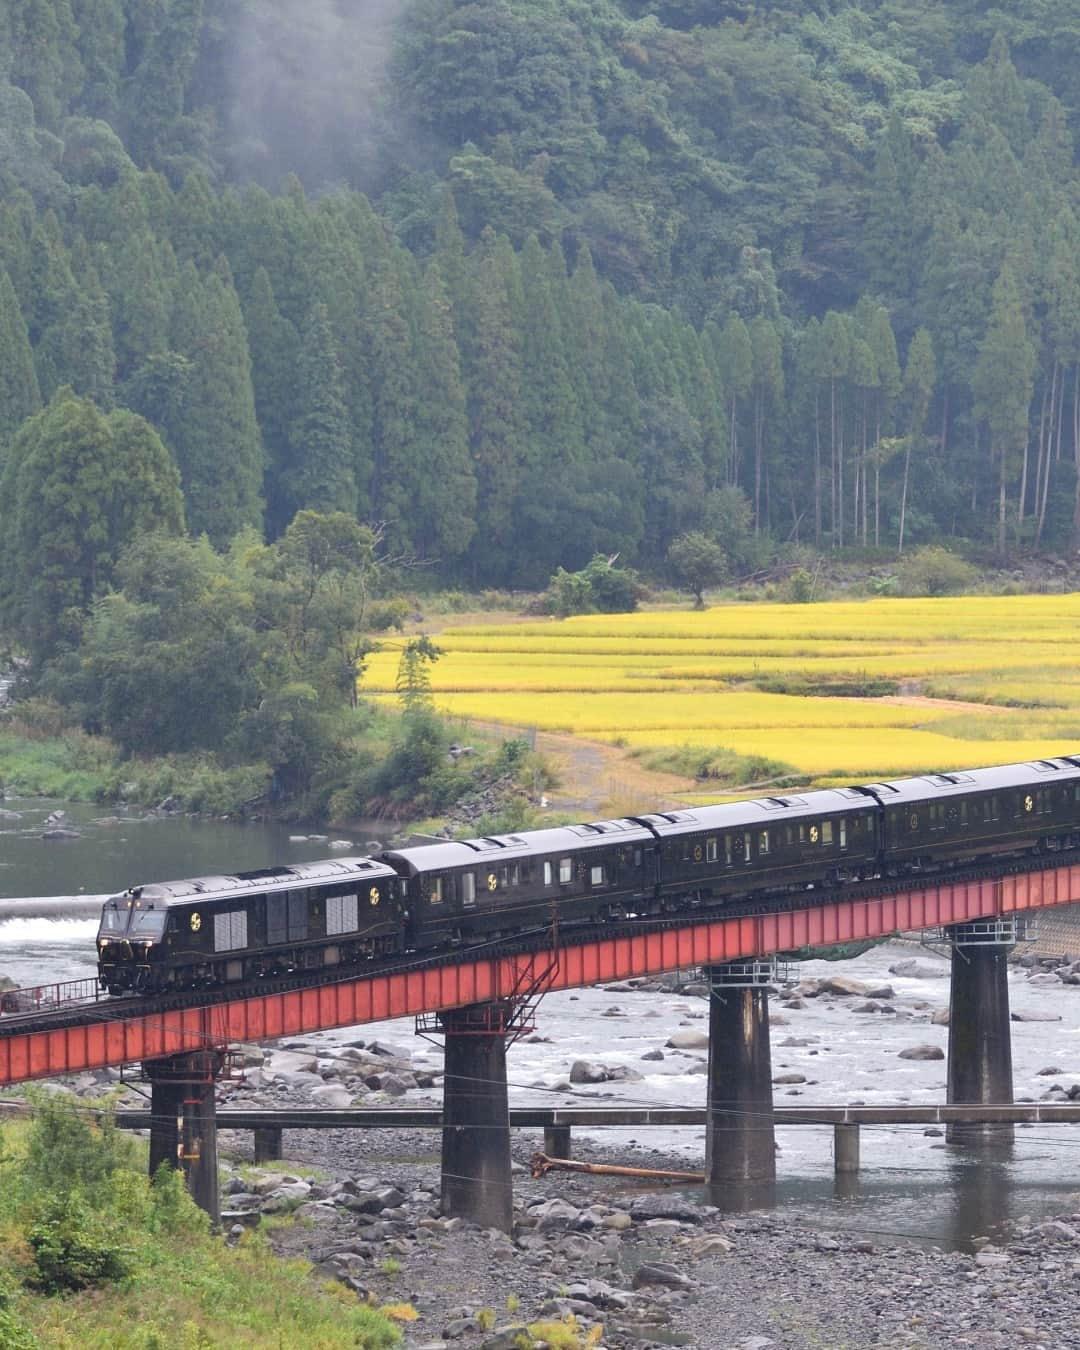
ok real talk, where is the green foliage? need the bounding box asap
[541,554,644,618]
[896,545,978,596]
[27,1190,133,1293]
[668,531,729,607]
[0,389,183,665]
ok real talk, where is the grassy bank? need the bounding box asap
[0,1094,400,1349]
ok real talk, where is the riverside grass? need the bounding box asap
[362,595,1080,788]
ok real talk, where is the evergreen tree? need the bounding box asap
[125,0,205,169]
[749,315,783,531]
[285,302,355,518]
[71,0,125,122]
[0,265,40,449]
[36,263,116,407]
[6,0,81,128]
[169,260,264,544]
[973,266,1036,554]
[898,327,936,553]
[366,252,420,553]
[460,228,525,581]
[714,314,752,489]
[0,389,183,663]
[413,262,476,564]
[243,266,299,536]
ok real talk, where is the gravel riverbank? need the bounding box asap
[228,1119,1080,1350]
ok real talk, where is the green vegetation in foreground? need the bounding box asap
[0,1094,399,1350]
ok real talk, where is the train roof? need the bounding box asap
[864,757,1080,806]
[633,787,877,837]
[382,819,656,876]
[106,857,398,908]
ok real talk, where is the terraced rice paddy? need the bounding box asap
[362,595,1080,790]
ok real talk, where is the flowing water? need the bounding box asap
[3,803,1080,1248]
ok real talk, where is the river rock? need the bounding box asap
[329,839,354,851]
[261,1180,312,1213]
[818,975,870,996]
[530,1197,581,1232]
[0,809,22,821]
[866,984,895,1000]
[1012,1010,1062,1022]
[692,1234,734,1256]
[631,1262,694,1289]
[1037,1066,1064,1075]
[898,1043,945,1060]
[889,958,947,979]
[641,1049,665,1061]
[310,1083,353,1108]
[629,1193,703,1224]
[607,1065,644,1082]
[367,1039,413,1060]
[479,1326,531,1350]
[569,1059,610,1084]
[773,1072,807,1084]
[288,834,309,843]
[666,1029,709,1050]
[42,828,80,840]
[931,1008,950,1025]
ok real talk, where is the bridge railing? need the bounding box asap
[0,976,105,1017]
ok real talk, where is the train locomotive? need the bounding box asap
[95,754,1080,996]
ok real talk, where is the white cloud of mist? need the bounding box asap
[219,0,407,193]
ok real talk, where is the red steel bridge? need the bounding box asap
[1,860,1075,1086]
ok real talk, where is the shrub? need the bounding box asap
[27,1191,133,1293]
[540,555,644,617]
[896,545,978,597]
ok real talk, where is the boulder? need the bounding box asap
[629,1193,702,1224]
[329,839,354,851]
[640,1049,665,1062]
[569,1060,610,1084]
[898,1044,945,1060]
[479,1326,532,1350]
[42,828,80,840]
[1012,1010,1062,1022]
[310,1083,353,1108]
[865,985,895,1000]
[931,1008,950,1026]
[889,958,947,980]
[631,1262,694,1289]
[530,1197,581,1232]
[665,1029,709,1050]
[772,1072,807,1085]
[818,976,869,997]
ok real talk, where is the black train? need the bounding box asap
[95,756,1080,996]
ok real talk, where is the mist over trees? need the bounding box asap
[1,0,1080,625]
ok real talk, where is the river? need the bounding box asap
[3,802,1080,1249]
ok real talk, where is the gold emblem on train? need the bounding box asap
[1024,794,1034,813]
[809,825,819,843]
[369,886,380,905]
[190,912,201,932]
[487,873,498,891]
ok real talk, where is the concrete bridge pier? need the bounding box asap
[946,921,1015,1147]
[704,962,776,1204]
[144,1050,223,1224]
[439,1003,513,1232]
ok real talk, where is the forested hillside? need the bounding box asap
[1,0,1079,610]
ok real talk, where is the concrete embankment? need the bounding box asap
[0,895,108,921]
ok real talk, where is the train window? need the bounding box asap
[559,858,573,884]
[430,878,444,905]
[129,907,166,938]
[327,892,360,933]
[509,864,520,885]
[543,861,553,885]
[759,830,769,856]
[590,865,604,886]
[462,873,476,904]
[960,802,968,823]
[706,837,718,863]
[743,831,752,861]
[725,836,733,865]
[214,910,248,953]
[839,819,847,848]
[288,891,308,941]
[634,848,643,867]
[822,820,834,845]
[991,795,1000,820]
[267,894,287,946]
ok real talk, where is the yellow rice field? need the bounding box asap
[362,595,1080,786]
